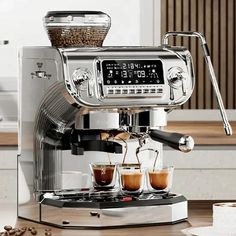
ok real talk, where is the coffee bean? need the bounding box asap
[28,227,35,232]
[31,229,37,235]
[15,232,23,236]
[21,227,27,231]
[62,220,70,225]
[8,229,15,235]
[45,232,52,236]
[47,26,108,48]
[3,226,12,231]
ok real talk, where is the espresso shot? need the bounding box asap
[118,164,145,195]
[90,163,116,190]
[121,172,143,191]
[147,166,174,193]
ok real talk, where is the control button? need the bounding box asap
[136,89,142,94]
[108,89,114,95]
[144,89,149,94]
[150,89,156,93]
[157,88,163,93]
[115,89,121,94]
[122,89,128,94]
[129,89,135,94]
[121,196,133,202]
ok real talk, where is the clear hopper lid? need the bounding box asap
[44,11,111,27]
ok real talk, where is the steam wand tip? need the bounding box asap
[224,124,233,136]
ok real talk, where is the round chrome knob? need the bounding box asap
[167,66,186,88]
[72,68,92,88]
[167,67,187,100]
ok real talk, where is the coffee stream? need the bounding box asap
[107,153,112,165]
[104,131,159,170]
[152,150,160,171]
[136,148,159,171]
[103,131,129,165]
[135,134,160,171]
[118,137,128,165]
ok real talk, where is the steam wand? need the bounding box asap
[162,31,232,136]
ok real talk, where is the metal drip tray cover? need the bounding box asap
[41,189,186,209]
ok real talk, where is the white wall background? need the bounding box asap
[0,0,143,78]
[0,0,236,203]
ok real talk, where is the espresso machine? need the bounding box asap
[18,11,232,228]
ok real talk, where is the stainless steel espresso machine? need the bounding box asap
[18,11,232,228]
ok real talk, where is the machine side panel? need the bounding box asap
[18,48,63,221]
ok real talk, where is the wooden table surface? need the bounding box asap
[14,202,213,236]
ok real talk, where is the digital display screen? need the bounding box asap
[102,60,164,85]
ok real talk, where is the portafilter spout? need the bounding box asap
[162,31,232,136]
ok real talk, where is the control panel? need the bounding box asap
[61,46,194,108]
[101,60,165,98]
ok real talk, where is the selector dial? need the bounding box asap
[167,67,187,100]
[72,68,94,97]
[72,68,92,88]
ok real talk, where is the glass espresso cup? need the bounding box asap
[90,163,116,190]
[147,166,174,193]
[118,164,145,195]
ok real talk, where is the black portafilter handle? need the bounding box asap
[149,129,194,153]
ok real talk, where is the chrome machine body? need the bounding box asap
[18,33,231,228]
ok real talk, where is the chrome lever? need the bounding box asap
[162,31,232,136]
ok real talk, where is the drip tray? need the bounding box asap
[39,190,188,228]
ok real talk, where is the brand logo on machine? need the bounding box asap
[31,62,51,80]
